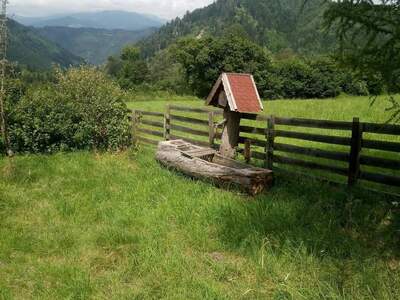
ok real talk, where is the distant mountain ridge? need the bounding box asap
[138,0,335,57]
[7,19,83,69]
[35,26,157,65]
[14,10,166,31]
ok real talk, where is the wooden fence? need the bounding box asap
[131,105,400,189]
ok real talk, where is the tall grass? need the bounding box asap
[0,148,399,299]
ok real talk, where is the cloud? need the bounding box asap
[8,0,215,20]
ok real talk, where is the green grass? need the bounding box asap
[127,94,398,123]
[128,94,400,193]
[0,149,399,299]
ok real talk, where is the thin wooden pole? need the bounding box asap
[348,117,363,187]
[266,115,275,169]
[164,105,171,141]
[132,110,139,145]
[244,139,251,163]
[208,111,215,147]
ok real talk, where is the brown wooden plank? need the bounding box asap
[275,117,352,130]
[274,143,349,162]
[359,171,400,186]
[273,155,348,176]
[360,155,400,170]
[238,136,266,147]
[239,125,265,135]
[141,119,164,128]
[240,113,268,122]
[170,114,209,126]
[136,110,164,118]
[138,136,159,146]
[138,128,164,138]
[274,130,351,146]
[363,122,400,135]
[169,105,221,114]
[362,139,400,153]
[170,134,210,147]
[170,124,209,137]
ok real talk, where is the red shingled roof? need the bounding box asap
[206,73,263,113]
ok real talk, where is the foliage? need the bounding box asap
[138,0,335,57]
[10,67,131,153]
[324,0,400,121]
[7,19,83,70]
[173,31,273,97]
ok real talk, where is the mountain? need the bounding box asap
[138,0,335,57]
[34,26,157,65]
[7,19,83,69]
[14,11,166,31]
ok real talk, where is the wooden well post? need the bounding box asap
[205,73,264,160]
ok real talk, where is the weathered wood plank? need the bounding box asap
[275,117,353,130]
[136,110,164,118]
[241,113,268,122]
[141,119,164,128]
[362,139,400,153]
[239,125,265,135]
[273,155,348,176]
[274,143,349,162]
[170,134,210,147]
[363,122,400,135]
[170,114,209,126]
[359,171,400,187]
[138,128,164,138]
[170,124,209,137]
[360,155,400,170]
[238,136,266,147]
[169,105,221,114]
[274,130,351,146]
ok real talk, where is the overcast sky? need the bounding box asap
[9,0,215,20]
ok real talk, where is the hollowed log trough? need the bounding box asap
[156,140,273,195]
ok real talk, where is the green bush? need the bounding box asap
[10,67,131,153]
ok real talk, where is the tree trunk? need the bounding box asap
[156,140,273,195]
[219,109,241,159]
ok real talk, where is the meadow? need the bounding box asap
[0,94,399,299]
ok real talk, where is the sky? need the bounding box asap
[9,0,215,20]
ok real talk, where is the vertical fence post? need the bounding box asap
[348,117,363,187]
[265,115,275,169]
[164,105,171,141]
[132,110,138,145]
[244,139,251,163]
[208,111,215,147]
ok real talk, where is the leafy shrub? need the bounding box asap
[10,67,131,153]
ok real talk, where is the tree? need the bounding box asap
[173,29,273,97]
[324,0,400,121]
[117,46,149,90]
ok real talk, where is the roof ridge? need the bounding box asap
[224,72,252,77]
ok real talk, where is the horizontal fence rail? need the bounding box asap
[131,105,400,190]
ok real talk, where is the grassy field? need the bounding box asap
[0,148,399,299]
[126,94,398,123]
[128,94,400,193]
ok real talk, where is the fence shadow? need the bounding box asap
[214,173,400,261]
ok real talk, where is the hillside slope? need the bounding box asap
[7,19,83,69]
[138,0,335,57]
[15,11,165,31]
[35,26,156,65]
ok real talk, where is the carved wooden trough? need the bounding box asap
[156,140,273,195]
